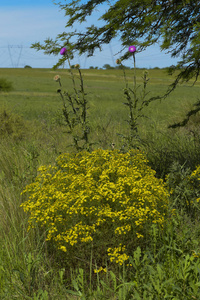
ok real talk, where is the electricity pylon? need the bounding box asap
[8,45,23,68]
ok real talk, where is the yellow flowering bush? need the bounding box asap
[21,149,169,267]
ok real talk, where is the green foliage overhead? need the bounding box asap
[33,0,200,84]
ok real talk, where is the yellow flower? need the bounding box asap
[94,267,107,273]
[21,149,169,266]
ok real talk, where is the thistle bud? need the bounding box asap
[54,75,60,82]
[116,59,121,65]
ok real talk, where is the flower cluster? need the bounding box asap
[94,267,107,274]
[107,244,129,265]
[21,149,169,266]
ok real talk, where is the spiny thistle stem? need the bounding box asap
[54,48,91,152]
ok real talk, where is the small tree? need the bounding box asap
[103,64,114,70]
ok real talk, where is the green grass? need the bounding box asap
[1,68,199,123]
[1,66,200,179]
[1,67,200,299]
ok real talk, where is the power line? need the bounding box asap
[7,45,23,67]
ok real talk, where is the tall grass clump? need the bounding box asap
[144,125,200,179]
[0,138,71,298]
[166,161,200,218]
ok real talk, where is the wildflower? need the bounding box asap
[54,75,60,82]
[21,149,169,267]
[192,250,200,258]
[94,267,107,273]
[116,59,121,65]
[129,45,136,53]
[74,64,80,69]
[60,47,67,55]
[59,245,67,252]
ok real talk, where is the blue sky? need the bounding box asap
[0,0,179,69]
[1,0,53,6]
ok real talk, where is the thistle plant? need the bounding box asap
[118,46,162,149]
[54,48,91,152]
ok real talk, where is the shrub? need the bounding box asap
[0,109,28,140]
[0,78,13,92]
[21,149,169,268]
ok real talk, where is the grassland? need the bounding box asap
[1,67,200,299]
[1,67,200,165]
[1,68,200,127]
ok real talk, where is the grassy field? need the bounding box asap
[1,68,200,144]
[1,67,200,299]
[1,67,200,161]
[1,67,200,123]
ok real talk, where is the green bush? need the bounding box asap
[0,109,28,140]
[21,149,169,269]
[0,78,13,92]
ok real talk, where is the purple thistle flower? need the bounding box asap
[60,47,67,55]
[128,46,136,53]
